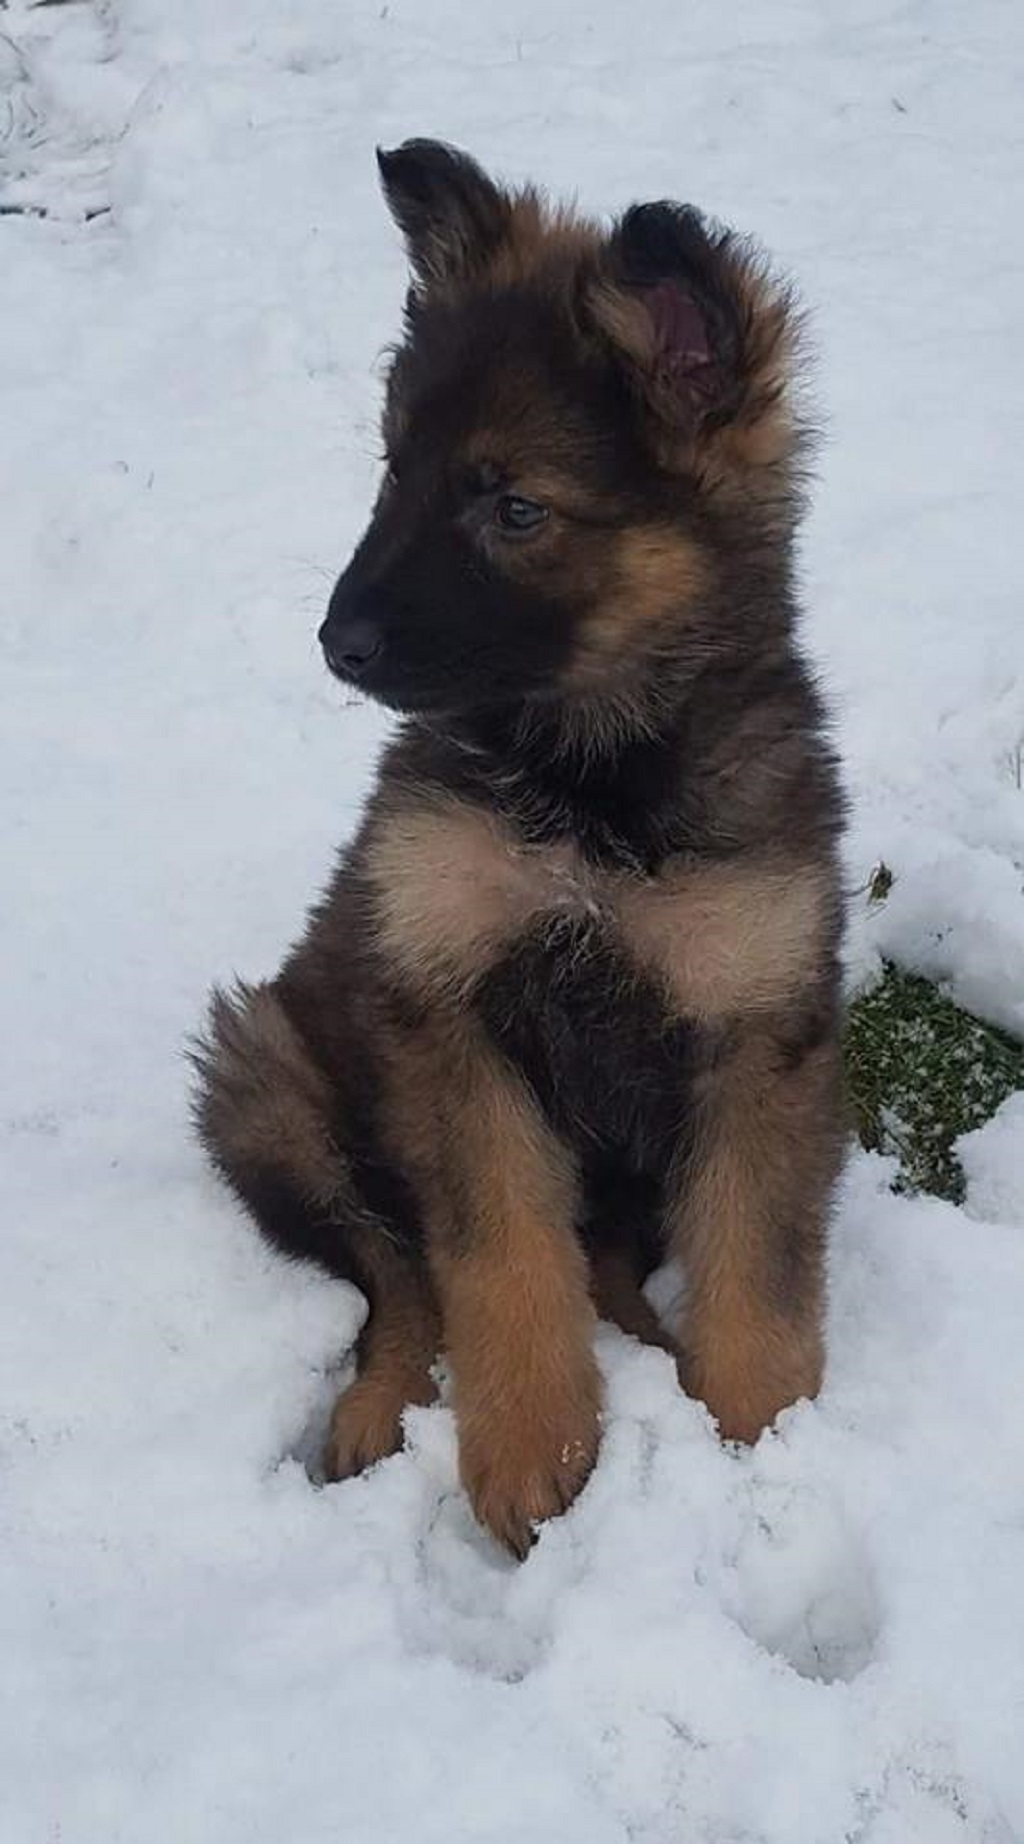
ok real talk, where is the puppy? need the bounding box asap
[194,140,847,1556]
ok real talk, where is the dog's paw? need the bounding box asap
[459,1398,601,1558]
[323,1378,408,1481]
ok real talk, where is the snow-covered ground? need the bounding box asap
[3,3,1024,1838]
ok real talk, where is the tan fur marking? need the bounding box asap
[421,189,600,305]
[671,1029,843,1441]
[684,1292,823,1447]
[618,858,830,1021]
[385,1022,600,1555]
[568,525,708,689]
[366,798,603,999]
[484,190,601,289]
[369,800,827,1024]
[703,255,799,483]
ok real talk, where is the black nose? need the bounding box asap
[318,613,383,679]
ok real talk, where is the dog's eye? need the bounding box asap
[494,494,548,535]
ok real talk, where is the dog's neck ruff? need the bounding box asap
[409,687,700,871]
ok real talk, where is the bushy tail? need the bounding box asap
[191,980,385,1287]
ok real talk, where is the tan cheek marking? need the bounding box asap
[614,525,708,618]
[567,525,708,690]
[365,800,598,999]
[616,859,829,1020]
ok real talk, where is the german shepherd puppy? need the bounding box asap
[194,140,846,1556]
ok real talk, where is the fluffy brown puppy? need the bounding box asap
[194,140,847,1557]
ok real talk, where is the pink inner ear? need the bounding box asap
[645,281,713,374]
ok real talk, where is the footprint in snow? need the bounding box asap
[721,1477,881,1684]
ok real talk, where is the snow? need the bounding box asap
[3,2,1024,1839]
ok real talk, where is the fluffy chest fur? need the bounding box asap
[365,792,830,1012]
[362,790,832,1163]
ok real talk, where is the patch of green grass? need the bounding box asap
[844,960,1024,1202]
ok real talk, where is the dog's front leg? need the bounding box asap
[668,1021,845,1443]
[395,1022,600,1555]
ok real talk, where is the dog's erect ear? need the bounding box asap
[589,200,802,485]
[377,139,511,291]
[601,204,733,429]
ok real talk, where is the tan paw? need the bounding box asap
[682,1335,823,1445]
[459,1394,601,1558]
[323,1378,409,1482]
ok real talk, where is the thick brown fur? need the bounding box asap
[193,141,847,1555]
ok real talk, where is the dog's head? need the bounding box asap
[320,140,806,726]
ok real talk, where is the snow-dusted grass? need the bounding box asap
[845,954,1024,1202]
[3,3,1024,1840]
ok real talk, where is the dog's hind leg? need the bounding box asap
[589,1246,684,1374]
[192,981,440,1475]
[324,1253,439,1480]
